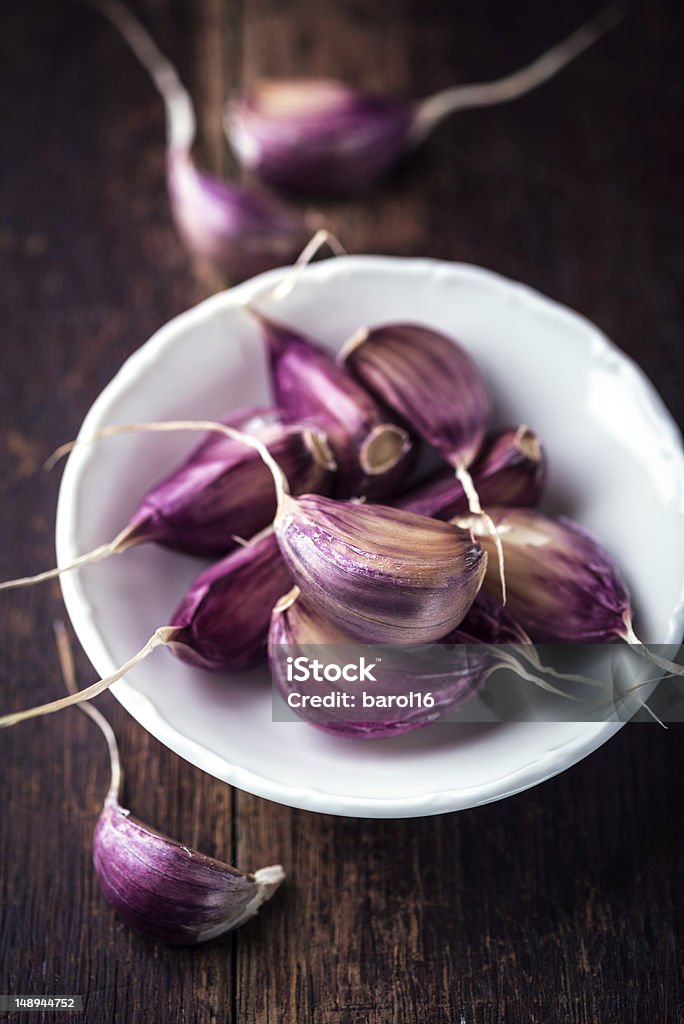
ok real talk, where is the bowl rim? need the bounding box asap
[55,255,684,818]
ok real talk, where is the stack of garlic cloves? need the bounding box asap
[3,311,672,741]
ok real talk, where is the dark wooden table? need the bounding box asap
[1,1,682,1021]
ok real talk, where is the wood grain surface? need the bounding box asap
[1,1,682,1021]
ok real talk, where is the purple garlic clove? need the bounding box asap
[0,410,332,593]
[224,10,624,196]
[167,149,309,280]
[48,621,284,947]
[397,425,546,520]
[169,530,291,671]
[226,79,415,196]
[455,507,634,643]
[127,406,335,557]
[340,322,490,473]
[256,311,413,498]
[274,493,486,644]
[94,798,284,945]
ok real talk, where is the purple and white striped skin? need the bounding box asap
[94,799,284,945]
[274,493,486,645]
[397,426,546,520]
[167,150,309,280]
[257,312,413,499]
[226,80,415,196]
[340,323,491,473]
[126,406,335,557]
[457,508,634,644]
[168,531,291,671]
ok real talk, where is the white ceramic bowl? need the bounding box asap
[56,257,684,818]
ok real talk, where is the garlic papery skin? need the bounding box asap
[93,800,284,945]
[256,311,413,498]
[340,322,490,472]
[226,80,415,196]
[274,493,486,644]
[224,7,624,196]
[455,508,633,644]
[89,0,308,279]
[397,425,546,520]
